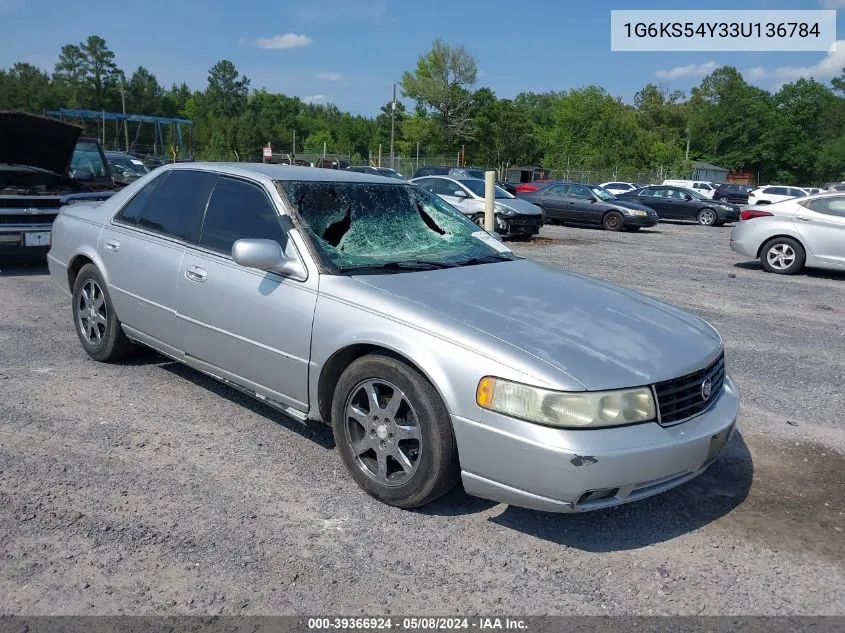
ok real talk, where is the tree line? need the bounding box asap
[2,35,845,184]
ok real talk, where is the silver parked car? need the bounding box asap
[730,193,845,274]
[411,175,544,238]
[48,163,740,512]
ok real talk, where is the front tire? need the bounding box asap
[71,263,134,362]
[760,237,805,275]
[697,208,717,226]
[331,355,460,509]
[602,211,624,231]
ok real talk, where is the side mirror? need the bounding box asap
[453,190,468,198]
[72,169,94,182]
[685,194,693,201]
[231,238,306,280]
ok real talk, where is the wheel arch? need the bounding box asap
[315,342,453,426]
[66,247,106,293]
[756,233,807,259]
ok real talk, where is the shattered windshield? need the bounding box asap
[278,180,517,273]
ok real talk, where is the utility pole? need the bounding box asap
[685,127,691,161]
[119,82,129,152]
[389,82,396,170]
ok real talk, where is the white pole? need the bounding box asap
[484,170,496,233]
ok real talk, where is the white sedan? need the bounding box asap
[747,185,808,205]
[599,181,637,195]
[730,193,845,274]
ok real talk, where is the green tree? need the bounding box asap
[401,40,477,146]
[126,66,162,115]
[205,59,250,119]
[0,63,54,111]
[53,43,86,107]
[80,35,121,110]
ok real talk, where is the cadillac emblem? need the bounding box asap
[701,377,713,401]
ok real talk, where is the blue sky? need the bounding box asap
[2,0,845,115]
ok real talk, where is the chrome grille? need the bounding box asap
[654,353,725,425]
[0,214,57,225]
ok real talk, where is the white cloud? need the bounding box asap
[819,0,845,8]
[253,33,313,50]
[316,71,343,81]
[769,40,845,81]
[654,61,718,80]
[303,94,326,103]
[743,66,767,81]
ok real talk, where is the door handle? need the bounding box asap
[104,239,120,252]
[796,216,812,222]
[185,265,208,283]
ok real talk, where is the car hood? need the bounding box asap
[611,199,656,213]
[353,259,722,390]
[496,197,542,215]
[0,111,83,176]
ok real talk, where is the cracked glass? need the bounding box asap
[278,180,514,272]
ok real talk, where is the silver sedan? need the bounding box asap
[47,163,739,512]
[730,193,845,274]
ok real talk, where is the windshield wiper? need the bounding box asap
[337,259,459,274]
[454,253,517,267]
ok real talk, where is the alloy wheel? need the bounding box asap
[767,243,796,270]
[77,279,108,345]
[698,209,716,225]
[343,379,423,487]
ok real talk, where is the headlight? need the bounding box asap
[625,209,647,216]
[476,377,656,429]
[495,203,517,216]
[720,204,733,210]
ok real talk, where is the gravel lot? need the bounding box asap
[1,221,843,616]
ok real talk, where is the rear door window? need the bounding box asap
[568,184,591,198]
[135,170,218,242]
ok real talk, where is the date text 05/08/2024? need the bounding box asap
[306,617,528,631]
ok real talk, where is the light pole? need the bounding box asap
[389,82,396,171]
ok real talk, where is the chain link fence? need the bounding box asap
[114,141,686,186]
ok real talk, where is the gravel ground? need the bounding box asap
[0,221,843,616]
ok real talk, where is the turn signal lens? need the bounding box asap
[476,377,496,408]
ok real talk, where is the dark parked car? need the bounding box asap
[105,151,151,187]
[314,158,349,170]
[517,182,658,231]
[616,186,740,226]
[0,111,115,258]
[346,165,405,180]
[713,183,753,205]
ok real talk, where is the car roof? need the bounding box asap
[163,161,402,184]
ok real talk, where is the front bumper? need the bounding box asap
[0,225,54,256]
[497,214,542,236]
[453,375,740,512]
[622,214,658,228]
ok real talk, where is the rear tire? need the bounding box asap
[331,355,460,509]
[71,263,134,362]
[602,211,624,231]
[760,237,805,275]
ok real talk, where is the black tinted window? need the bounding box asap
[114,172,169,225]
[134,170,217,241]
[199,177,285,254]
